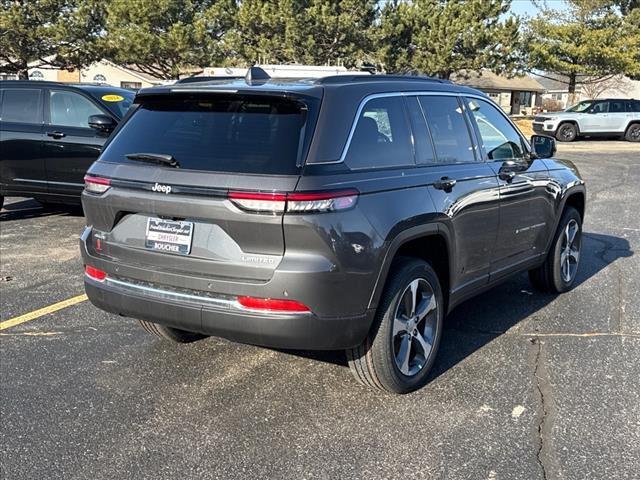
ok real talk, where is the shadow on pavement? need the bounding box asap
[0,198,83,221]
[285,231,633,376]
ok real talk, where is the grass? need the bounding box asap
[513,118,534,137]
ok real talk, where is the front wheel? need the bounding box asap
[624,123,640,142]
[555,123,577,142]
[346,258,444,394]
[529,206,582,293]
[139,320,208,343]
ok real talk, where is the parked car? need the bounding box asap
[533,98,640,142]
[0,80,135,209]
[80,71,586,394]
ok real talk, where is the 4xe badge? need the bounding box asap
[151,183,172,194]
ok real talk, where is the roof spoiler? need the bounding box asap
[245,66,271,85]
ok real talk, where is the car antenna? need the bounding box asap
[245,66,271,85]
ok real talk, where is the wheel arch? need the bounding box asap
[543,184,586,254]
[564,189,585,221]
[368,224,452,313]
[558,119,580,132]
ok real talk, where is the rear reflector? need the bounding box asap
[84,175,111,194]
[85,265,107,281]
[228,189,358,214]
[237,296,310,312]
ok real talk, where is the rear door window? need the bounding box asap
[101,95,315,175]
[405,96,436,165]
[0,88,43,124]
[418,96,476,164]
[344,96,414,169]
[609,100,625,113]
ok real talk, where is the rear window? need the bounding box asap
[101,94,316,174]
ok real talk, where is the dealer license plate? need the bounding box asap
[145,218,193,255]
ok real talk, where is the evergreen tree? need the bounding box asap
[0,0,105,79]
[376,0,521,79]
[232,0,377,67]
[105,0,237,80]
[525,1,640,98]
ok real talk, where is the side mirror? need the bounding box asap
[530,135,556,159]
[88,114,116,134]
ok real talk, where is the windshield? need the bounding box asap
[565,101,593,113]
[100,94,317,174]
[91,90,135,118]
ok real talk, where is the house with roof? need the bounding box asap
[4,58,166,88]
[451,69,545,115]
[533,73,640,110]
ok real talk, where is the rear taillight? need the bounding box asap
[85,265,107,281]
[237,296,310,312]
[84,175,111,194]
[286,190,358,213]
[228,191,287,213]
[228,189,358,214]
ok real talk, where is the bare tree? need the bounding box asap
[580,74,634,98]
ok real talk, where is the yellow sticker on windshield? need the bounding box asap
[101,94,124,102]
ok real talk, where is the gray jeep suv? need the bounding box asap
[80,72,586,393]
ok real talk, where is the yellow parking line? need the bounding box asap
[0,294,88,331]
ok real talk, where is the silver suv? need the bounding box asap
[533,98,640,142]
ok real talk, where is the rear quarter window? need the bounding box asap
[100,94,316,175]
[344,96,414,169]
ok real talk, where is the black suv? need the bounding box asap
[0,81,135,209]
[80,73,586,394]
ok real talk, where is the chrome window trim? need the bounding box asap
[316,90,528,166]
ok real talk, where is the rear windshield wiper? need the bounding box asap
[125,153,180,168]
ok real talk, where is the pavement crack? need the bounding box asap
[531,338,557,480]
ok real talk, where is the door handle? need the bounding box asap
[46,131,66,139]
[433,176,457,192]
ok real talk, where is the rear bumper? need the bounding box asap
[84,277,372,350]
[80,230,374,350]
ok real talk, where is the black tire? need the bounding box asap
[555,122,577,142]
[624,123,640,142]
[138,319,208,343]
[529,206,582,293]
[346,257,444,394]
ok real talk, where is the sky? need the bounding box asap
[509,0,569,17]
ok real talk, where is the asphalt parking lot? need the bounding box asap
[1,140,639,480]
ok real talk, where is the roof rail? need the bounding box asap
[315,74,451,85]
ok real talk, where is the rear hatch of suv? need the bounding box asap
[82,88,320,283]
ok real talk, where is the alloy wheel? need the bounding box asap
[629,125,640,141]
[392,278,438,377]
[560,219,580,283]
[560,125,575,141]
